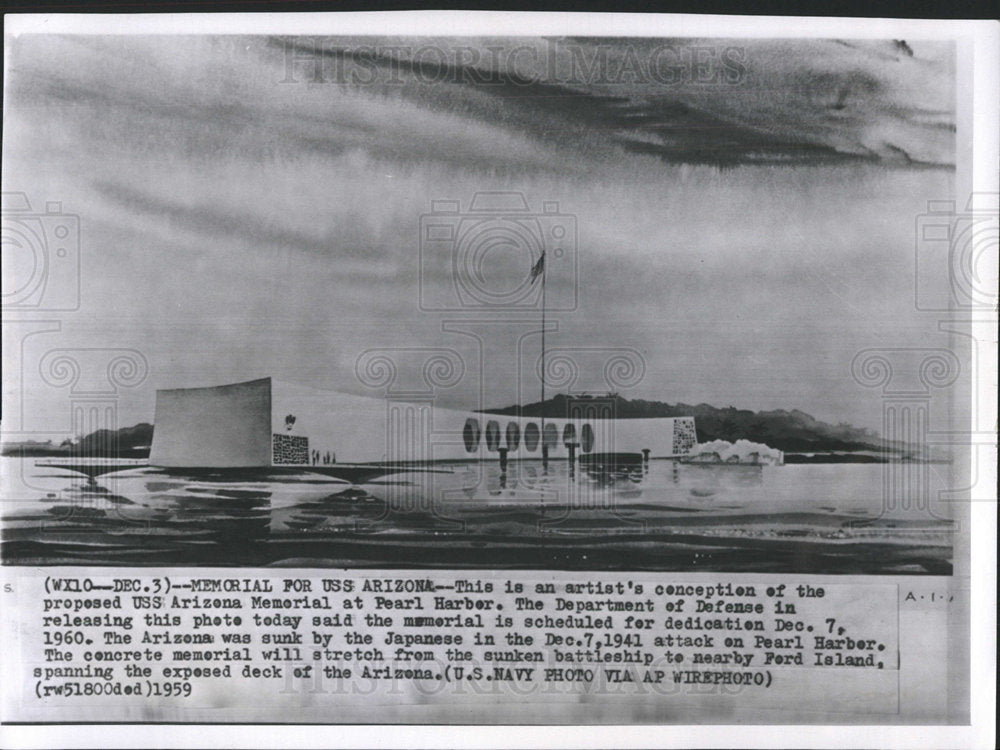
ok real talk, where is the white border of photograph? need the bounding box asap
[1,10,996,750]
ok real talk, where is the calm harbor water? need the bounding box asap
[0,457,953,573]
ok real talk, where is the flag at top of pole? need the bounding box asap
[529,250,545,283]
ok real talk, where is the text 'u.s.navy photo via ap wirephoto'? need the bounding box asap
[0,12,996,749]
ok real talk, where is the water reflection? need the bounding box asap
[0,458,954,572]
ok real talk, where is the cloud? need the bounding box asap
[2,34,957,432]
[272,35,955,168]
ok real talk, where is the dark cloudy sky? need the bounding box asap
[3,35,956,434]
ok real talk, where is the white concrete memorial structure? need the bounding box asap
[149,377,698,469]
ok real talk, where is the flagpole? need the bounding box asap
[540,252,547,468]
[529,250,547,466]
[541,252,546,408]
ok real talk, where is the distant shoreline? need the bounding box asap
[782,453,951,464]
[0,450,949,465]
[0,446,150,459]
[2,396,942,463]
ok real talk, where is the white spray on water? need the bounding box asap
[689,439,784,465]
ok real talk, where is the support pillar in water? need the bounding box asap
[566,442,579,479]
[498,447,508,473]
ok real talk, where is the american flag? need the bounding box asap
[529,250,545,282]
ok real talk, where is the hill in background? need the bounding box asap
[2,423,153,458]
[3,395,906,457]
[482,393,890,454]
